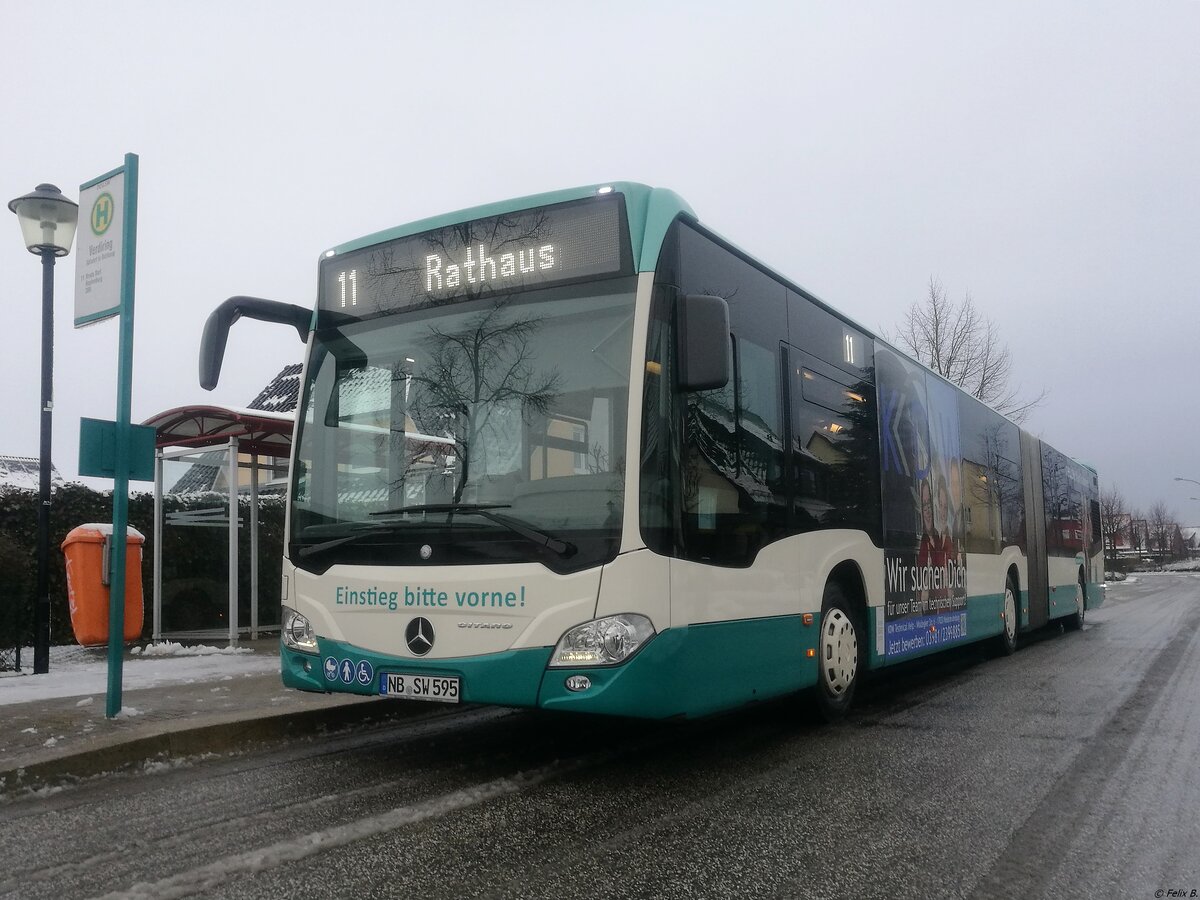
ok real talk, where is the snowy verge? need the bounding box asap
[0,645,278,706]
[133,641,253,658]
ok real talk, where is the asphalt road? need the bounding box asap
[3,575,1198,900]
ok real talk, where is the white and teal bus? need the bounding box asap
[201,183,1104,720]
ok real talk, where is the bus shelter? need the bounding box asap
[141,405,294,645]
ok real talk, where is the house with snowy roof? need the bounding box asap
[152,361,457,503]
[246,363,302,413]
[160,364,301,495]
[1180,526,1200,558]
[0,455,63,491]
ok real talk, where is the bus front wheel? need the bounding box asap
[812,582,862,723]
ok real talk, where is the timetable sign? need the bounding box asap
[75,170,126,327]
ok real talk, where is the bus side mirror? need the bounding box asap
[199,296,312,390]
[675,294,730,392]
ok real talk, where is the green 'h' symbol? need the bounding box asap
[91,192,114,236]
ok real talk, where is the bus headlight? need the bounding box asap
[549,614,655,667]
[282,605,319,654]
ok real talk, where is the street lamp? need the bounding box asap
[8,184,79,674]
[1174,477,1200,488]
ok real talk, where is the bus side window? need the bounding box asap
[789,357,879,537]
[674,223,787,564]
[735,336,786,519]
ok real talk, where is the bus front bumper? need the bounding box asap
[284,615,819,720]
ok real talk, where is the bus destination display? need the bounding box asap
[320,194,630,319]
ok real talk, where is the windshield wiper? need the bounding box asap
[370,503,511,516]
[369,503,576,557]
[296,522,408,559]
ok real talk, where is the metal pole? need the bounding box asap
[153,448,163,642]
[106,152,139,718]
[33,251,54,675]
[250,451,259,641]
[228,437,238,647]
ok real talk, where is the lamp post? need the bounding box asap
[1183,480,1200,560]
[8,184,79,674]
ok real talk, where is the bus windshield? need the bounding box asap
[290,278,636,571]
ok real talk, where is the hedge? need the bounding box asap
[0,483,284,649]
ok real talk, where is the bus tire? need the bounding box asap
[812,581,862,723]
[1065,573,1086,631]
[993,575,1019,656]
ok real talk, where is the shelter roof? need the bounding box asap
[141,405,294,456]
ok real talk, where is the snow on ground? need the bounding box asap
[0,642,278,706]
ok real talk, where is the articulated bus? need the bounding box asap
[200,183,1104,720]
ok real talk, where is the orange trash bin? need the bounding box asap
[61,524,145,647]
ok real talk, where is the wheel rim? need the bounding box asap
[1004,587,1017,642]
[1075,581,1085,623]
[821,609,858,696]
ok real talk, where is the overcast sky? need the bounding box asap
[1,2,1197,519]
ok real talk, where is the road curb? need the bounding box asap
[0,699,432,794]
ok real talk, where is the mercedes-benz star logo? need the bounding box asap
[406,617,435,656]
[419,544,433,560]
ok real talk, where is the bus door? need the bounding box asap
[1020,430,1049,628]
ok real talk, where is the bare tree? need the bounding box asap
[1099,485,1126,561]
[1128,508,1146,556]
[406,301,561,502]
[1148,501,1175,557]
[892,277,1046,423]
